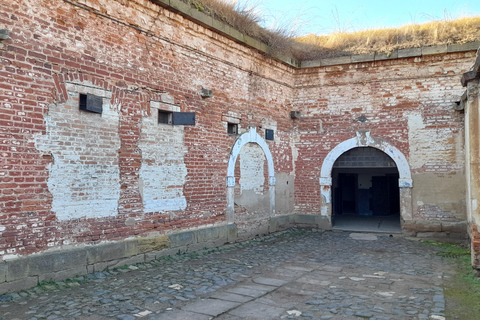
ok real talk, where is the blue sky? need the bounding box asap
[251,0,480,35]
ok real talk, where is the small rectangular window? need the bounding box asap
[265,129,274,140]
[158,110,173,124]
[227,123,238,135]
[158,110,195,125]
[79,93,103,114]
[172,112,195,125]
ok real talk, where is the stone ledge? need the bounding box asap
[403,220,468,238]
[448,41,480,53]
[0,223,235,295]
[0,216,468,295]
[298,43,479,69]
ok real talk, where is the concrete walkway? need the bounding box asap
[332,215,402,234]
[0,230,456,320]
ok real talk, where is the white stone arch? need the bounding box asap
[319,131,413,221]
[226,127,275,223]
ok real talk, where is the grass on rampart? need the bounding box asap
[296,17,480,59]
[178,0,480,60]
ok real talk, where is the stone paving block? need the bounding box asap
[214,314,243,320]
[228,301,285,319]
[296,277,331,286]
[182,298,240,316]
[350,233,378,240]
[252,277,289,287]
[210,291,253,303]
[242,284,277,292]
[319,265,343,272]
[280,286,317,296]
[270,267,305,279]
[225,285,272,298]
[283,265,315,272]
[155,309,211,320]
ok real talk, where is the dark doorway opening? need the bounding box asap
[332,147,401,233]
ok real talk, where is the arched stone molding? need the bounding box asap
[226,127,276,223]
[319,131,413,221]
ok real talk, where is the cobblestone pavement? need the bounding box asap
[0,230,457,320]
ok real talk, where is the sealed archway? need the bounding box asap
[320,131,413,231]
[226,127,275,223]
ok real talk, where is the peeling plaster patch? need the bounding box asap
[35,82,121,221]
[321,205,328,215]
[321,185,331,206]
[261,118,277,132]
[139,165,187,212]
[138,101,187,213]
[48,164,120,220]
[239,143,266,194]
[407,112,461,170]
[291,134,299,175]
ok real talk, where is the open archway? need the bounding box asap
[226,127,275,223]
[320,131,413,231]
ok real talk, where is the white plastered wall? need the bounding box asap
[35,81,121,220]
[138,100,187,213]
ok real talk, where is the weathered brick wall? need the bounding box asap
[0,0,296,258]
[293,54,473,225]
[0,0,475,267]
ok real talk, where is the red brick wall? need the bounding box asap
[0,0,295,257]
[293,55,473,220]
[0,0,474,260]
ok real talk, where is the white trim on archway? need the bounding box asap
[227,127,275,180]
[319,131,413,220]
[226,127,276,223]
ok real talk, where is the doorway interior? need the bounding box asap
[331,147,401,233]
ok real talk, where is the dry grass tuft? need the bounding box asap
[295,17,480,60]
[179,0,298,54]
[178,1,480,61]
